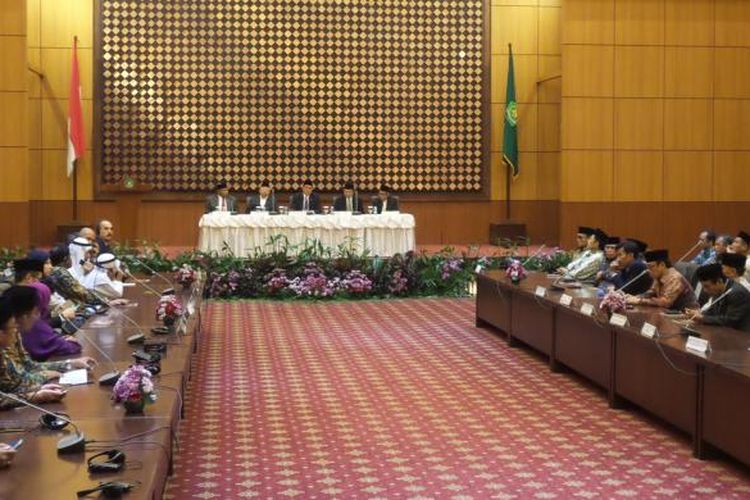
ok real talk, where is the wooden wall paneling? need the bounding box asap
[664,47,713,98]
[40,149,93,201]
[0,147,29,201]
[491,54,540,104]
[511,152,539,200]
[713,152,750,202]
[561,97,614,150]
[27,48,41,98]
[490,152,506,201]
[562,0,615,45]
[608,202,665,249]
[663,99,713,150]
[537,152,560,200]
[27,149,42,200]
[714,99,750,151]
[27,0,40,48]
[511,200,559,245]
[615,98,663,150]
[558,202,614,249]
[0,203,30,247]
[0,93,27,146]
[562,45,614,97]
[613,151,663,202]
[404,202,445,244]
[491,5,539,55]
[714,48,750,99]
[662,202,716,258]
[0,36,27,91]
[40,47,94,99]
[27,97,41,148]
[537,103,561,151]
[663,151,713,202]
[664,0,713,46]
[614,45,663,98]
[41,98,92,149]
[0,0,26,35]
[614,0,664,46]
[29,200,118,246]
[39,0,93,48]
[713,203,750,234]
[715,1,750,47]
[137,202,205,247]
[539,6,561,55]
[561,150,614,202]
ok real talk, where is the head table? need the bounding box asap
[198,211,416,257]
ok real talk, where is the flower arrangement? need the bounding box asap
[599,290,627,316]
[441,257,463,280]
[155,295,184,325]
[388,269,409,295]
[288,263,336,297]
[112,365,157,414]
[505,259,527,283]
[339,270,373,295]
[174,263,197,287]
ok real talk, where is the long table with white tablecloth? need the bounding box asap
[198,211,416,256]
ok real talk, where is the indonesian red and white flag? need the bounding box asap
[66,38,85,177]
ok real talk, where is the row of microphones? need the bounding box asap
[0,390,85,454]
[86,287,149,344]
[62,319,120,386]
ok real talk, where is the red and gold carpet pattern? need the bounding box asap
[166,299,750,498]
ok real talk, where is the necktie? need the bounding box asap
[219,197,224,211]
[347,197,352,212]
[303,196,309,212]
[381,199,387,213]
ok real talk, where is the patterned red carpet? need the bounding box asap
[165,299,750,498]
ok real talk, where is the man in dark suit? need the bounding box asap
[332,181,363,213]
[374,184,399,214]
[687,263,750,333]
[289,180,320,213]
[601,239,653,295]
[246,181,277,212]
[205,182,237,213]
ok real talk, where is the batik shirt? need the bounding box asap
[641,267,699,310]
[44,267,104,306]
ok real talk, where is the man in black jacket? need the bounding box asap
[332,181,363,213]
[289,180,320,213]
[687,263,750,333]
[374,184,399,214]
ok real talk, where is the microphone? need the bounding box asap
[63,320,120,386]
[616,268,650,293]
[127,257,174,295]
[522,244,546,265]
[676,240,702,264]
[123,269,164,297]
[0,389,85,454]
[699,283,734,313]
[87,288,149,344]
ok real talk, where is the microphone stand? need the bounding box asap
[88,288,149,344]
[676,240,702,264]
[522,244,546,265]
[0,390,85,453]
[128,256,175,294]
[65,322,121,386]
[124,270,164,297]
[616,269,650,293]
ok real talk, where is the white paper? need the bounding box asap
[559,294,573,307]
[641,322,657,338]
[59,369,88,386]
[580,303,595,316]
[122,282,136,287]
[535,286,547,298]
[609,313,628,327]
[686,336,710,354]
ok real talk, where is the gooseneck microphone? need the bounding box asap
[0,389,85,453]
[127,256,175,295]
[522,244,546,265]
[63,320,120,386]
[87,288,149,344]
[123,269,163,297]
[676,240,703,264]
[616,269,650,293]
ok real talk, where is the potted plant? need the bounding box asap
[112,365,157,414]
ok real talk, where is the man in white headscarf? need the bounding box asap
[81,253,124,299]
[67,237,94,283]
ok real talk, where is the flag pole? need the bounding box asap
[505,43,513,221]
[72,158,78,221]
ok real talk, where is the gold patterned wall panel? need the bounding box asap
[96,0,488,193]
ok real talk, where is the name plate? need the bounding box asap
[535,286,547,298]
[580,303,595,316]
[686,336,710,354]
[609,313,628,327]
[640,322,658,339]
[559,294,573,307]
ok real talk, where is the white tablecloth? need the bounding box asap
[198,211,416,257]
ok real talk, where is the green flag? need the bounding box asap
[502,44,519,178]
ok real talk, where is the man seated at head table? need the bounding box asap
[730,230,750,281]
[246,180,278,213]
[685,263,750,333]
[205,181,237,213]
[374,184,399,213]
[0,297,91,410]
[557,228,607,283]
[600,239,653,295]
[625,249,699,310]
[718,253,750,293]
[692,229,717,265]
[333,181,364,213]
[43,244,105,307]
[289,179,321,213]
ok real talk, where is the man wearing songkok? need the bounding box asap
[374,184,399,214]
[10,264,82,361]
[0,298,68,410]
[333,181,364,213]
[692,230,717,265]
[685,263,750,333]
[290,179,321,213]
[82,253,124,299]
[571,226,594,260]
[719,253,750,292]
[246,180,277,212]
[25,250,77,328]
[557,228,606,283]
[205,181,237,213]
[601,239,653,295]
[731,231,750,281]
[596,236,621,279]
[43,245,104,306]
[626,250,698,310]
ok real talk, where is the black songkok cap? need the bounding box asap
[720,252,747,271]
[696,263,724,282]
[13,258,44,274]
[737,231,750,245]
[644,249,669,263]
[577,226,595,236]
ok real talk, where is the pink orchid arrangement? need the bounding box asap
[112,365,156,404]
[505,259,527,283]
[599,290,627,315]
[174,264,197,287]
[155,295,184,323]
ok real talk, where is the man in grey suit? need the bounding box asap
[205,182,237,213]
[246,181,277,212]
[688,263,750,333]
[374,184,399,214]
[333,181,364,213]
